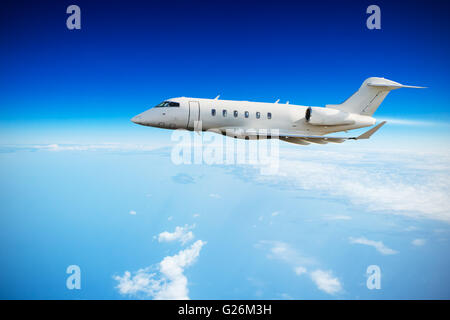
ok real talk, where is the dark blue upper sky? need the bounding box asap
[1,0,449,124]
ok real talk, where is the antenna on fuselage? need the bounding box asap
[286,101,290,104]
[275,99,280,103]
[214,95,220,100]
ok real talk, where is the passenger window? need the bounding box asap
[267,112,272,119]
[245,111,249,118]
[233,110,238,118]
[223,110,227,117]
[256,112,260,119]
[211,109,216,116]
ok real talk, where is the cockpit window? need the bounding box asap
[155,101,169,108]
[155,101,180,108]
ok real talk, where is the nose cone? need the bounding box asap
[131,109,157,127]
[131,114,144,125]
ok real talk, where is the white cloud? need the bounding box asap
[209,193,221,199]
[349,237,398,255]
[310,270,342,295]
[156,240,205,300]
[257,240,316,267]
[114,240,206,300]
[294,266,307,275]
[167,216,173,221]
[193,213,200,218]
[129,210,136,215]
[322,215,352,221]
[412,238,426,246]
[114,268,159,297]
[280,293,294,300]
[158,225,195,245]
[256,241,342,295]
[271,211,280,217]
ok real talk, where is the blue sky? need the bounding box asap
[1,0,450,299]
[1,0,449,146]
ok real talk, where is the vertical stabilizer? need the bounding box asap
[326,77,425,116]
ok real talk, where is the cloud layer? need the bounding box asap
[247,148,450,222]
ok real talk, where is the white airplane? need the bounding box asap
[131,77,424,145]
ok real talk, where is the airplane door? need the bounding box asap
[188,101,200,130]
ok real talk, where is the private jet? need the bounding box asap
[131,77,424,145]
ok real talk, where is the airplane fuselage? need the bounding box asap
[131,97,374,136]
[131,78,423,145]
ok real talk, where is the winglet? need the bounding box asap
[356,121,386,139]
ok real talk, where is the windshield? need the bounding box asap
[155,101,180,108]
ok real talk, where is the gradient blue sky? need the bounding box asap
[1,0,450,300]
[1,0,450,142]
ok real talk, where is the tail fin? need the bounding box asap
[326,77,425,116]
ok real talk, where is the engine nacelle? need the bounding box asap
[305,107,353,125]
[305,107,375,127]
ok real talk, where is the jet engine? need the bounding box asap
[305,107,375,127]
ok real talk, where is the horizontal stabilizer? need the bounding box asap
[367,82,426,89]
[355,121,386,139]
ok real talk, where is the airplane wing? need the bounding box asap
[277,121,386,145]
[219,121,386,145]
